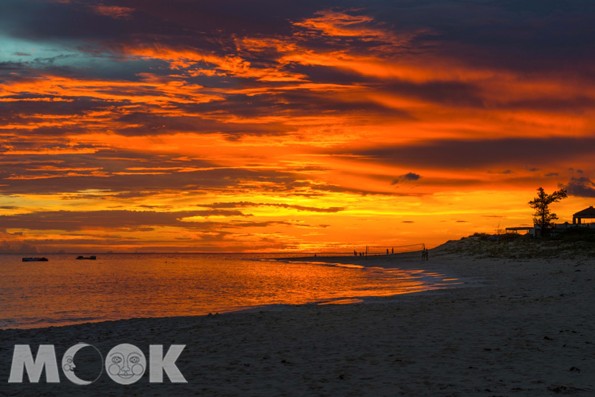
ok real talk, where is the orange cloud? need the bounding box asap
[126,46,307,82]
[294,10,384,39]
[0,75,220,105]
[92,5,134,19]
[1,5,594,252]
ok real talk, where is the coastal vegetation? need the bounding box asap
[528,187,568,236]
[438,230,595,259]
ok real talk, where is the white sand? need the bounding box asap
[1,250,594,396]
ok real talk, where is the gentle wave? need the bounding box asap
[0,253,459,329]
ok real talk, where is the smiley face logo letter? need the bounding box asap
[61,343,103,385]
[105,344,146,385]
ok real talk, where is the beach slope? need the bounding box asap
[1,247,594,396]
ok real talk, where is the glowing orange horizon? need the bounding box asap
[1,4,594,253]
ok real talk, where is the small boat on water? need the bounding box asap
[22,257,49,262]
[76,255,97,260]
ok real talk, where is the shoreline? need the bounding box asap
[278,250,459,272]
[0,252,462,331]
[1,251,594,395]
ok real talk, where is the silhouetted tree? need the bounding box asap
[528,187,567,236]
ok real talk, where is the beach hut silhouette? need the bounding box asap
[572,206,595,225]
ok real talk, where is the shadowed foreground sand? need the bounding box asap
[1,248,594,396]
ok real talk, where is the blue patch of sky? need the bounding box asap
[0,34,166,80]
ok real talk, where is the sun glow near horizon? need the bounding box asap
[1,1,594,253]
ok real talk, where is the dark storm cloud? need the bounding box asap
[1,0,594,202]
[495,97,595,113]
[371,0,595,74]
[0,149,303,195]
[286,65,369,85]
[0,149,206,179]
[113,112,294,136]
[20,2,595,74]
[355,137,595,169]
[208,201,345,213]
[177,91,413,122]
[0,210,313,237]
[3,0,592,77]
[0,166,299,195]
[0,209,249,230]
[382,81,485,108]
[0,0,329,43]
[2,0,593,144]
[565,176,595,198]
[0,95,130,123]
[391,172,421,185]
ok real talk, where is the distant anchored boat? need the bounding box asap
[76,255,97,260]
[22,257,48,262]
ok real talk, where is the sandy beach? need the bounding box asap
[1,245,594,396]
[2,0,594,395]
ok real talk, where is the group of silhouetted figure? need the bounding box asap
[351,246,429,261]
[353,248,397,257]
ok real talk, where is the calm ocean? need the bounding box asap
[0,254,457,329]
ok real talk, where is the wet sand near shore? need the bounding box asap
[1,248,594,396]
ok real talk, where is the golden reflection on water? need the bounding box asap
[0,254,458,329]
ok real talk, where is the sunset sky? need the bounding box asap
[1,0,594,253]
